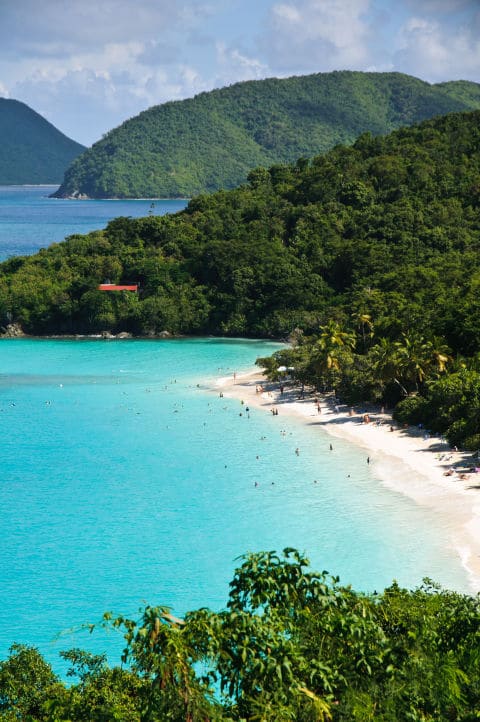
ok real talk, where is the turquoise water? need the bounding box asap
[0,186,187,259]
[0,338,470,675]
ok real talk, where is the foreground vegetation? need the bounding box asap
[0,98,84,184]
[52,71,480,198]
[1,549,479,721]
[3,109,480,446]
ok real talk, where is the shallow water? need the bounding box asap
[0,338,470,675]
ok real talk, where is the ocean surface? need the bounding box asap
[0,185,188,260]
[0,338,470,675]
[0,185,471,676]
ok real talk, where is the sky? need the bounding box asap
[0,0,479,147]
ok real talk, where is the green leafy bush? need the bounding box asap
[393,395,429,425]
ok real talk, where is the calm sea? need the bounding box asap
[0,185,187,260]
[0,187,471,676]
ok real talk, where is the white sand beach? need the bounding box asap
[216,370,480,593]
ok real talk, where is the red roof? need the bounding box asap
[98,284,138,291]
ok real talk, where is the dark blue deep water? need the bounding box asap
[0,185,187,259]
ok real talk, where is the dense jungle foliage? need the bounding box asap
[0,99,84,184]
[52,71,480,198]
[1,549,480,721]
[3,109,480,446]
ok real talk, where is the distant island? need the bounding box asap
[52,71,480,199]
[0,98,85,185]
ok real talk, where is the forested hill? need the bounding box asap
[0,99,85,184]
[52,71,480,199]
[2,108,480,340]
[6,108,480,444]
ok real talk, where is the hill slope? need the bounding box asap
[0,99,85,184]
[52,71,480,199]
[7,108,480,446]
[2,107,480,341]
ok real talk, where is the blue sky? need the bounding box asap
[0,0,479,146]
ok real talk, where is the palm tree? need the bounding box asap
[309,320,356,386]
[369,337,409,396]
[351,311,374,351]
[394,333,430,389]
[427,336,453,376]
[394,333,452,390]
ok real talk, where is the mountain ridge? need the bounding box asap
[0,98,85,184]
[52,71,480,199]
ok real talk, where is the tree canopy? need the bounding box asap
[3,109,480,445]
[1,549,480,721]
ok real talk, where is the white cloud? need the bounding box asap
[0,0,211,58]
[0,0,223,143]
[11,60,212,145]
[393,15,480,82]
[1,0,480,146]
[261,0,373,75]
[215,42,269,85]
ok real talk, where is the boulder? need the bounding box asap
[2,323,25,337]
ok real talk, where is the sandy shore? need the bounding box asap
[215,370,480,593]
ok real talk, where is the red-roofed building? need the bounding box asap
[98,283,138,292]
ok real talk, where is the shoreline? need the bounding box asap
[216,369,480,593]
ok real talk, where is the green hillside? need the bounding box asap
[0,98,85,184]
[4,108,480,446]
[53,71,480,198]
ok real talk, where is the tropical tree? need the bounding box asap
[307,321,356,388]
[351,310,374,351]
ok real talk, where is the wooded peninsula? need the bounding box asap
[2,109,480,449]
